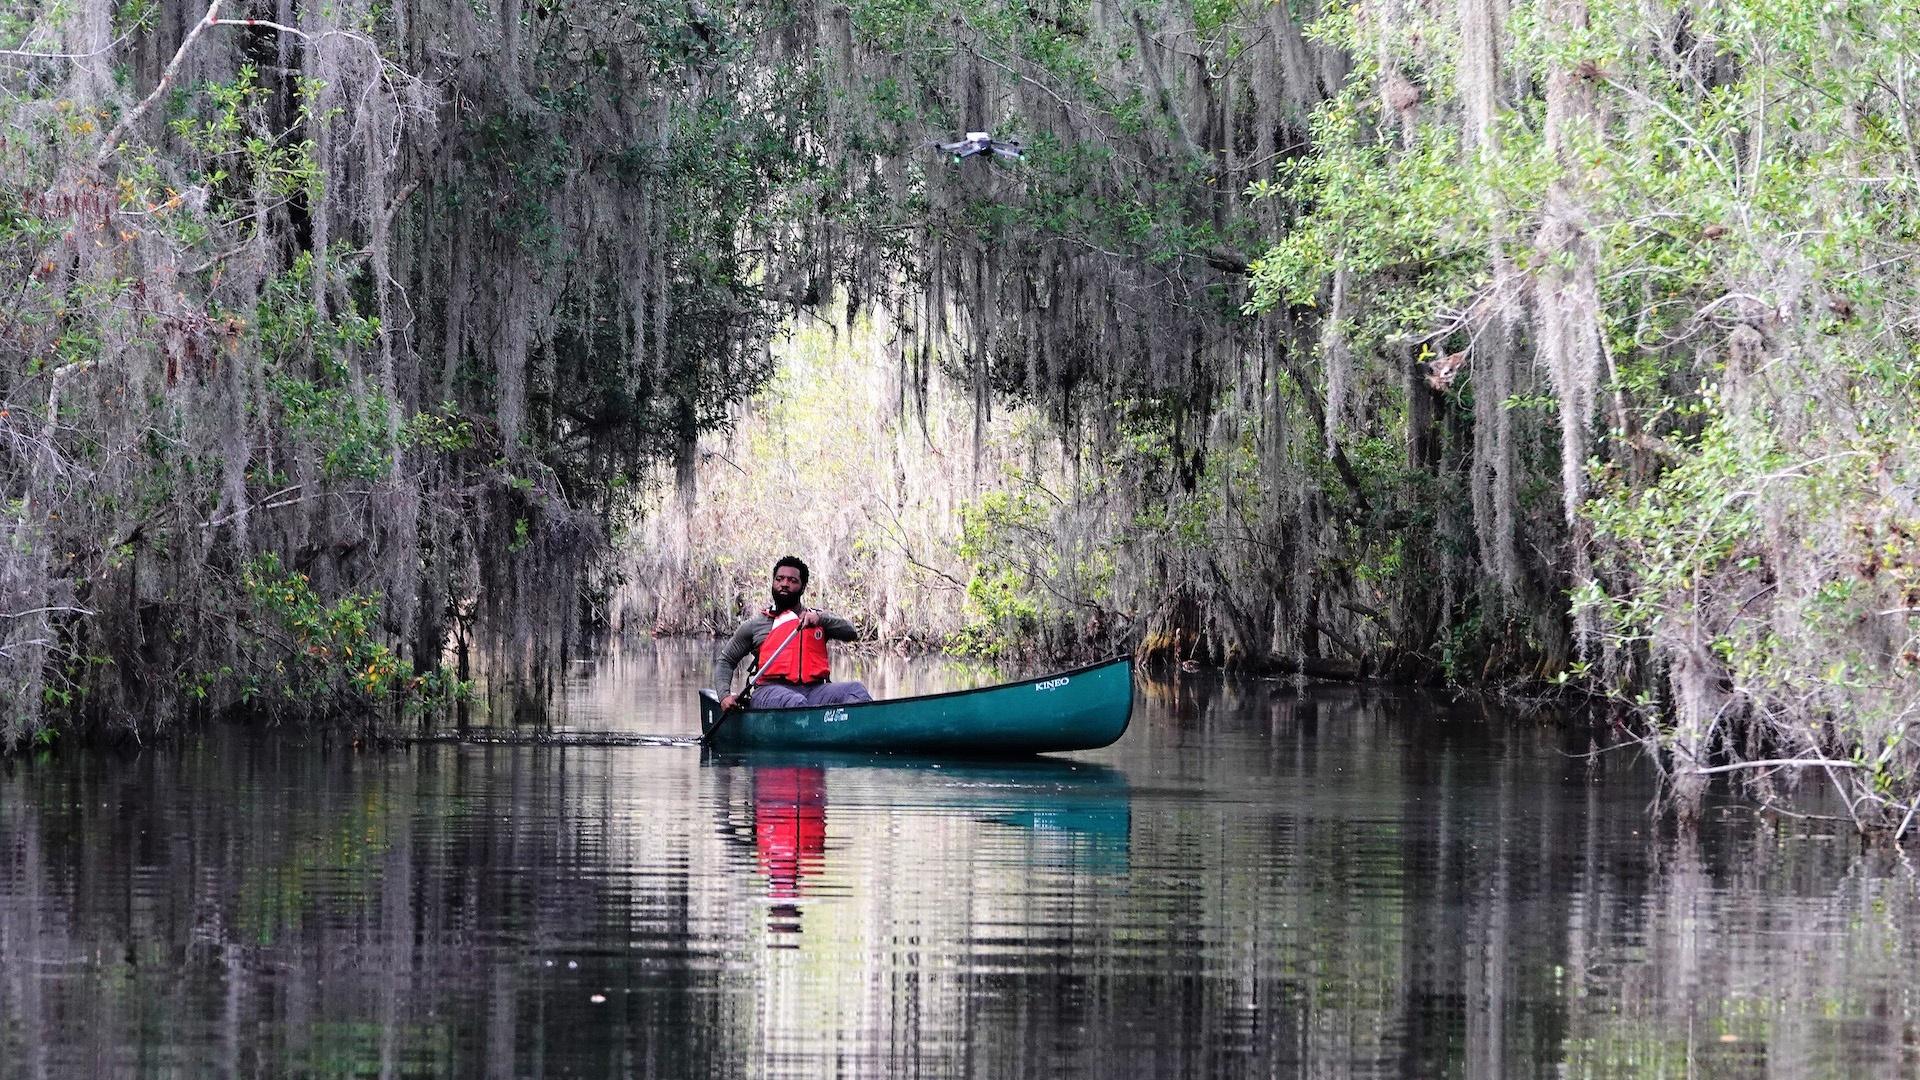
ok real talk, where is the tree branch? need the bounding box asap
[1690,758,1861,776]
[1,21,143,59]
[96,0,226,167]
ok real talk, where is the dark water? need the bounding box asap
[4,642,1917,1078]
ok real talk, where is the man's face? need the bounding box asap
[770,566,805,609]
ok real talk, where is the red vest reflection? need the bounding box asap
[754,766,826,925]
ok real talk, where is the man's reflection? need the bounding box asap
[753,765,826,942]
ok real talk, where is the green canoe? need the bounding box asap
[698,655,1134,754]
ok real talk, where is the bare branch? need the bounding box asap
[0,605,97,620]
[1690,758,1861,776]
[95,0,227,167]
[0,20,143,60]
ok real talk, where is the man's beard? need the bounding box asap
[769,590,800,612]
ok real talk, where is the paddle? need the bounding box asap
[703,614,806,745]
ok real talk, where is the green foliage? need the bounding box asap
[169,65,321,201]
[954,489,1050,654]
[1581,408,1774,647]
[238,554,469,719]
[1248,110,1499,343]
[1247,0,1920,818]
[399,404,475,454]
[250,254,396,480]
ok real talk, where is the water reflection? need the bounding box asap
[750,764,825,940]
[2,642,1919,1078]
[713,752,1134,945]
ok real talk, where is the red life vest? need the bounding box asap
[757,609,831,684]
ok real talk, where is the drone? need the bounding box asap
[929,131,1026,162]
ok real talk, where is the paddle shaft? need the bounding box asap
[702,614,807,744]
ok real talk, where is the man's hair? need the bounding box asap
[772,555,809,587]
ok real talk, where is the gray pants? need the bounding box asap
[750,680,873,709]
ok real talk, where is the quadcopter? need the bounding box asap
[930,131,1026,162]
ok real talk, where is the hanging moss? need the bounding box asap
[0,0,813,744]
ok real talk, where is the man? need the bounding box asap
[713,556,873,710]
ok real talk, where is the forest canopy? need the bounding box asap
[4,0,1918,826]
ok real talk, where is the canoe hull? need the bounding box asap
[699,656,1133,755]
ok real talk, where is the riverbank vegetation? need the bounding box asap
[5,0,1919,827]
[3,0,816,741]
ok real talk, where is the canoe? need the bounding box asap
[698,655,1134,755]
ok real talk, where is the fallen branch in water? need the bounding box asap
[1691,758,1860,775]
[400,730,697,748]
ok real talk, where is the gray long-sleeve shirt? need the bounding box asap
[710,608,859,693]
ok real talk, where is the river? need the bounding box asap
[2,640,1915,1077]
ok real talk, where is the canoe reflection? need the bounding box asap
[711,752,1133,942]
